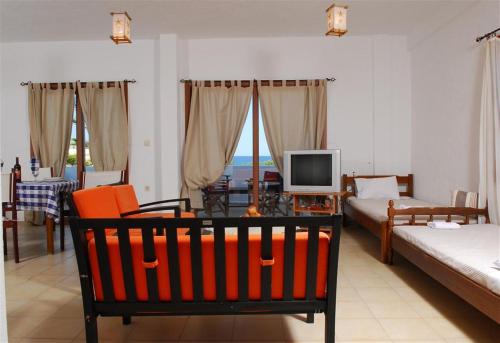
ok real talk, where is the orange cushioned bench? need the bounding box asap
[70,215,341,343]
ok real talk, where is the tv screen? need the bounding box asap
[291,154,332,186]
[283,149,341,192]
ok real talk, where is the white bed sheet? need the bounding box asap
[393,224,500,296]
[346,196,435,223]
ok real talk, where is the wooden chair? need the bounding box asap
[203,175,230,216]
[260,171,285,216]
[82,170,125,189]
[2,171,19,263]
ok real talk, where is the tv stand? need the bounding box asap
[285,191,345,216]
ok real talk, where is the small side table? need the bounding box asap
[284,191,347,216]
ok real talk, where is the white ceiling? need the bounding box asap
[0,0,478,42]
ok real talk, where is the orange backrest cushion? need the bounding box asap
[112,184,140,214]
[72,186,121,218]
[88,232,330,302]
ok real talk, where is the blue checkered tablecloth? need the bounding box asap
[16,180,79,217]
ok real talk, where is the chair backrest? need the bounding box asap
[263,171,280,182]
[451,190,479,208]
[22,167,53,181]
[70,215,341,304]
[112,184,140,213]
[82,170,124,189]
[1,172,13,203]
[72,186,122,218]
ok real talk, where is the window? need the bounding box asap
[64,82,128,182]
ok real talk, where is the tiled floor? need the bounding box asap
[3,221,499,342]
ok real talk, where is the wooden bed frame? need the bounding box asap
[341,174,414,263]
[387,202,499,324]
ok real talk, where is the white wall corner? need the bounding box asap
[158,34,181,199]
[0,38,9,343]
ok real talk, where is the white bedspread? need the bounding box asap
[346,196,435,223]
[394,224,500,296]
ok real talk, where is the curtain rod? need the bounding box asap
[179,77,336,83]
[476,27,500,42]
[20,79,137,86]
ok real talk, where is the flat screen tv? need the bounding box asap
[283,149,341,193]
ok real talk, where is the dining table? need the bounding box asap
[16,178,79,254]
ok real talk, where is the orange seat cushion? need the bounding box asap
[88,232,330,301]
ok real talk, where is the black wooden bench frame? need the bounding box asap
[69,215,341,343]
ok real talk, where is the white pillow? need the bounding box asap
[354,176,400,200]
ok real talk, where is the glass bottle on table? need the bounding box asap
[13,157,21,181]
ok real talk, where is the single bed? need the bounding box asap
[342,174,421,262]
[387,204,499,323]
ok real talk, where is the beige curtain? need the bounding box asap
[77,81,128,171]
[181,81,252,208]
[28,82,74,176]
[258,79,327,173]
[479,38,500,224]
[27,82,74,225]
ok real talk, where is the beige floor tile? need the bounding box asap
[335,318,389,341]
[76,316,134,342]
[336,287,362,302]
[336,301,374,318]
[378,318,441,340]
[282,314,325,342]
[7,316,47,339]
[9,299,61,317]
[356,287,404,302]
[127,316,187,341]
[19,339,73,343]
[366,300,420,318]
[233,315,287,341]
[27,317,83,340]
[180,315,234,341]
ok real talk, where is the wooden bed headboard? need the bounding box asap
[342,174,414,198]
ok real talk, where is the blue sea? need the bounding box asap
[230,156,273,166]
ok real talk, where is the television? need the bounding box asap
[283,149,341,193]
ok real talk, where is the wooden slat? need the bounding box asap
[305,226,320,300]
[189,223,204,302]
[94,227,115,302]
[166,225,182,303]
[214,224,227,302]
[117,225,137,301]
[142,225,159,302]
[252,83,259,208]
[283,225,296,300]
[237,225,249,301]
[261,224,273,301]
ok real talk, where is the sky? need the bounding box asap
[234,105,271,157]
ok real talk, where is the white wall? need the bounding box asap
[410,1,500,204]
[1,34,412,206]
[0,40,158,202]
[186,35,412,175]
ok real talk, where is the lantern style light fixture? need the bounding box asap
[110,12,132,44]
[325,4,348,37]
